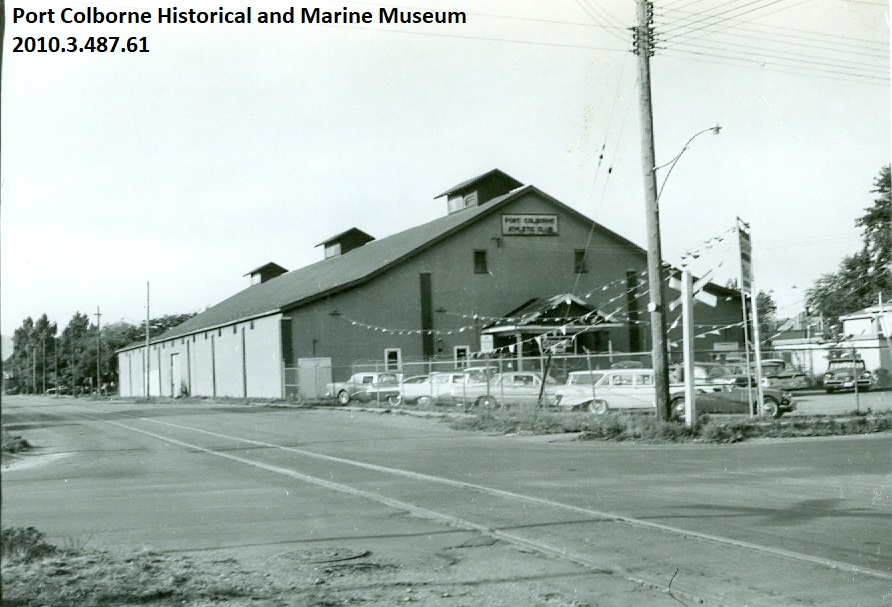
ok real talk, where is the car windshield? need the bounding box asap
[829,360,864,370]
[403,376,428,384]
[703,364,731,378]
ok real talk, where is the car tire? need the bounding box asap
[860,385,871,393]
[825,388,834,394]
[387,394,401,407]
[670,397,686,421]
[337,390,350,405]
[417,396,432,407]
[477,395,498,409]
[760,397,780,419]
[589,400,609,415]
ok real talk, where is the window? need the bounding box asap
[574,250,588,274]
[250,320,255,330]
[454,346,470,368]
[385,348,401,371]
[233,325,237,334]
[635,373,653,386]
[474,250,488,274]
[610,373,632,386]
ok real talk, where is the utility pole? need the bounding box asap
[633,0,670,420]
[71,331,76,396]
[95,306,102,396]
[146,281,151,400]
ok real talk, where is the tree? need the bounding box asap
[807,166,892,332]
[60,312,92,394]
[724,279,776,326]
[7,310,197,395]
[756,290,777,326]
[7,315,58,394]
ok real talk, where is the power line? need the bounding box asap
[657,2,888,52]
[664,37,890,76]
[658,0,800,41]
[659,45,890,84]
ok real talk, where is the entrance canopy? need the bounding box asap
[482,294,623,355]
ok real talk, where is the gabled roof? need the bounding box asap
[435,169,523,199]
[315,227,375,248]
[244,262,288,277]
[840,305,892,320]
[119,183,647,350]
[484,293,619,333]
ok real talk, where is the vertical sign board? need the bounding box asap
[737,222,765,415]
[738,226,753,295]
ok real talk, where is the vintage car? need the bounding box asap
[670,384,795,419]
[325,371,402,405]
[451,371,558,408]
[724,359,811,391]
[554,369,657,414]
[823,358,873,393]
[398,372,467,406]
[668,362,740,388]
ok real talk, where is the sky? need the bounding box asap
[2,0,889,339]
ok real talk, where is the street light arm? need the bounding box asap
[654,124,721,202]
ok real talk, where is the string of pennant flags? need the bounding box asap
[332,223,748,353]
[676,225,737,268]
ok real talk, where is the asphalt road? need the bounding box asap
[786,387,892,415]
[2,395,890,606]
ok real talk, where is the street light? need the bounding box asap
[645,124,722,420]
[655,125,722,202]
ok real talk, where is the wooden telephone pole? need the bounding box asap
[634,0,670,420]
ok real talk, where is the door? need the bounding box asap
[170,353,181,397]
[605,372,635,408]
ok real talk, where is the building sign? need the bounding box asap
[737,224,753,294]
[480,334,494,353]
[502,214,558,236]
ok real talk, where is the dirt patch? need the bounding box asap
[2,531,696,607]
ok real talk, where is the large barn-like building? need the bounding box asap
[117,170,744,399]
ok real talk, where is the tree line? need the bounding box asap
[807,165,891,332]
[4,312,196,395]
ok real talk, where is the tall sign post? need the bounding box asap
[680,270,697,427]
[670,270,717,427]
[737,220,765,416]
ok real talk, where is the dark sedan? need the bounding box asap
[670,385,795,419]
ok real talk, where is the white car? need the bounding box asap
[554,369,657,414]
[399,372,467,406]
[451,371,558,408]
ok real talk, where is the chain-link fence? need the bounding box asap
[285,342,892,402]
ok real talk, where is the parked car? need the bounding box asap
[724,359,812,391]
[554,369,657,414]
[44,386,70,395]
[325,371,402,405]
[823,357,873,393]
[398,372,467,406]
[669,385,795,419]
[668,362,740,389]
[451,371,557,408]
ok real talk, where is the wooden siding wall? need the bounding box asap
[283,190,744,380]
[117,314,283,398]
